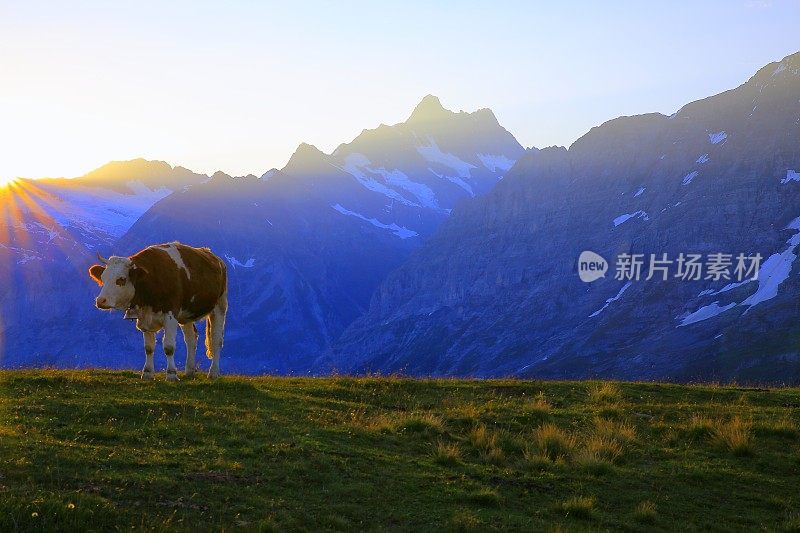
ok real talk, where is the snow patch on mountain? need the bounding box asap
[682,171,700,185]
[699,279,751,297]
[368,166,439,209]
[781,169,800,184]
[331,204,418,239]
[634,187,646,197]
[678,301,736,327]
[613,210,649,227]
[696,154,710,164]
[0,243,43,264]
[416,137,476,178]
[36,180,173,239]
[708,131,727,145]
[589,282,632,317]
[477,153,515,173]
[225,254,255,269]
[683,217,800,325]
[741,217,800,309]
[773,63,787,77]
[428,168,474,196]
[338,154,420,208]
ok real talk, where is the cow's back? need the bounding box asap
[177,244,227,321]
[130,242,227,321]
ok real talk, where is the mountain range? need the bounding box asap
[2,52,800,384]
[328,52,800,384]
[0,95,524,372]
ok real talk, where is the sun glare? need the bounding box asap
[0,177,17,189]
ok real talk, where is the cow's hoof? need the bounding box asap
[207,369,221,379]
[141,370,155,380]
[166,371,180,382]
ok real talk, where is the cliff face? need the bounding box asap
[329,53,800,384]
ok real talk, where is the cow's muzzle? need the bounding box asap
[95,297,112,310]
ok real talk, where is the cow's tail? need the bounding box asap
[204,319,214,360]
[206,261,228,360]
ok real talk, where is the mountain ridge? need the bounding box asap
[326,51,800,383]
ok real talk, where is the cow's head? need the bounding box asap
[88,252,146,311]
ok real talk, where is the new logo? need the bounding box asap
[578,251,608,283]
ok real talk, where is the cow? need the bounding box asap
[88,242,228,381]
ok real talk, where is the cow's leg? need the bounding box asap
[182,322,199,376]
[142,331,156,380]
[205,292,227,379]
[163,313,180,382]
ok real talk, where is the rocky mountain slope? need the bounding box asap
[328,52,800,384]
[113,96,524,372]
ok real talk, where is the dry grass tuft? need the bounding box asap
[523,447,554,470]
[634,500,657,523]
[433,440,462,466]
[398,412,445,434]
[712,416,754,456]
[583,435,624,464]
[588,382,622,404]
[558,496,596,519]
[482,446,506,466]
[363,413,397,433]
[524,391,551,418]
[535,424,577,461]
[446,402,482,425]
[573,449,615,476]
[468,424,507,465]
[593,417,636,443]
[469,424,498,450]
[352,411,446,435]
[687,414,715,437]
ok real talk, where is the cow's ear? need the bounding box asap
[88,264,105,286]
[129,263,149,285]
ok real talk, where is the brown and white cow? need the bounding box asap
[88,242,228,381]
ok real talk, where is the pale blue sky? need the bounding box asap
[1,1,798,179]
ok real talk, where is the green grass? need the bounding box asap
[0,370,799,531]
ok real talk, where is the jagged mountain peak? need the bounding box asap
[260,168,279,181]
[292,142,326,160]
[472,107,501,126]
[407,94,453,124]
[281,142,333,177]
[211,170,233,180]
[82,158,175,180]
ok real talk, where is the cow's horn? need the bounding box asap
[96,252,109,264]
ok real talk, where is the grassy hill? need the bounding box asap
[0,371,799,531]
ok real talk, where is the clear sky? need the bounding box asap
[1,0,798,180]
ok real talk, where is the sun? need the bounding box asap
[0,176,18,189]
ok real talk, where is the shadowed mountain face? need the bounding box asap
[328,53,800,384]
[1,97,524,372]
[114,97,524,372]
